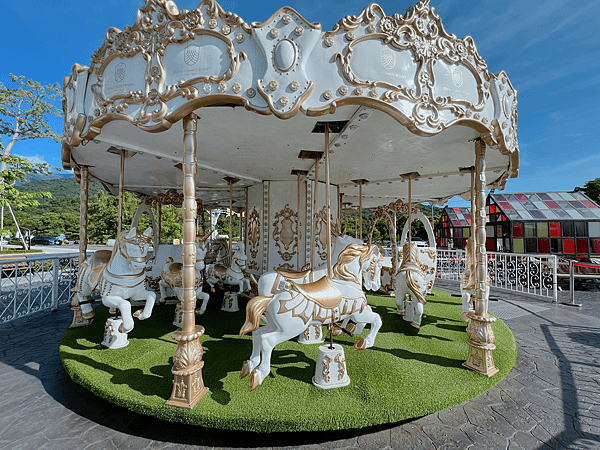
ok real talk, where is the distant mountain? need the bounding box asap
[21,171,75,184]
[17,176,102,200]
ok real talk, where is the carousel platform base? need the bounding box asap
[59,290,516,433]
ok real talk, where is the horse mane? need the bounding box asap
[333,243,376,284]
[402,242,419,263]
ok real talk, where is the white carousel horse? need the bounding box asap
[395,242,428,329]
[239,243,384,391]
[74,227,156,334]
[257,234,363,297]
[460,237,490,322]
[159,231,214,314]
[205,242,251,294]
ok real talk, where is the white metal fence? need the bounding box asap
[0,253,82,323]
[436,249,558,302]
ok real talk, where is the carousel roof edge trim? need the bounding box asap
[61,0,520,178]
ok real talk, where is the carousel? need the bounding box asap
[59,0,519,430]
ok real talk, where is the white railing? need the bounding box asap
[436,249,558,302]
[0,253,82,323]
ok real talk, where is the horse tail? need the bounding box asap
[406,269,427,304]
[239,295,271,338]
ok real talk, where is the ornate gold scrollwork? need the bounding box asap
[248,207,260,260]
[272,204,300,262]
[330,0,490,134]
[89,0,247,127]
[314,206,336,262]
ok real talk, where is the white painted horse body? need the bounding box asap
[75,227,156,333]
[206,242,251,294]
[257,234,363,297]
[159,232,213,314]
[395,243,428,329]
[239,243,383,391]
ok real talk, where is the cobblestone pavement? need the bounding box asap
[1,282,599,450]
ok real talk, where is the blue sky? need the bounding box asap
[1,0,599,207]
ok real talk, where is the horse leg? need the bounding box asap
[252,326,301,388]
[195,289,210,315]
[461,290,471,322]
[103,295,134,333]
[403,296,415,323]
[159,279,169,304]
[242,325,269,379]
[395,278,406,316]
[131,289,156,320]
[411,301,424,329]
[350,306,381,348]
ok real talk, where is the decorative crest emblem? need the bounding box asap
[115,63,126,82]
[452,67,463,87]
[184,44,200,66]
[380,48,396,70]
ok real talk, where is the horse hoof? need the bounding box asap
[353,337,367,351]
[460,312,470,323]
[240,361,250,379]
[249,370,260,391]
[346,323,356,334]
[410,322,420,330]
[397,311,405,316]
[82,311,95,320]
[331,327,342,336]
[133,309,142,318]
[109,307,117,315]
[118,323,131,334]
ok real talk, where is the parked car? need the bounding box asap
[31,235,60,245]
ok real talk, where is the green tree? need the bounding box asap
[0,74,62,171]
[583,178,600,204]
[0,154,52,209]
[0,74,61,243]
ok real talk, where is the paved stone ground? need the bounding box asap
[1,282,599,450]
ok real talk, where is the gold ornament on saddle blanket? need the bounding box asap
[239,243,383,391]
[72,227,156,347]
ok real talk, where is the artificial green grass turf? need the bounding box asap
[60,289,517,432]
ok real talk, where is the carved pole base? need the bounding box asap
[70,306,93,328]
[463,312,499,377]
[221,292,239,312]
[166,325,209,409]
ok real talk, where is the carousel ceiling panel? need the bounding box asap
[62,0,520,208]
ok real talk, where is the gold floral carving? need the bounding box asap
[272,204,300,262]
[314,206,336,261]
[322,354,333,382]
[248,207,260,259]
[334,353,346,380]
[330,0,491,134]
[89,0,247,127]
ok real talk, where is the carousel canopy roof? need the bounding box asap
[62,0,520,209]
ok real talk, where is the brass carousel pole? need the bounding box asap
[312,156,321,269]
[463,138,499,377]
[70,166,90,328]
[291,169,307,270]
[118,149,125,235]
[156,202,162,244]
[324,124,332,279]
[352,180,367,241]
[224,177,239,261]
[167,113,209,408]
